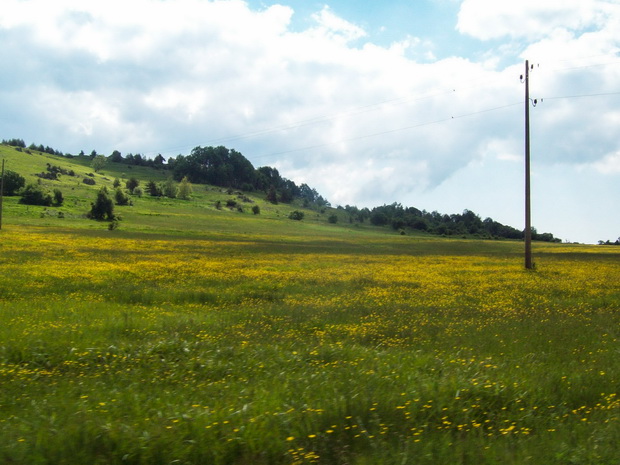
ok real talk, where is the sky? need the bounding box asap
[1,0,619,243]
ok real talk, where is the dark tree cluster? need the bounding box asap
[598,237,620,246]
[168,146,329,206]
[2,138,26,148]
[342,202,560,242]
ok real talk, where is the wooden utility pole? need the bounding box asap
[524,60,533,269]
[0,159,4,230]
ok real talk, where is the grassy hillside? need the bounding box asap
[0,144,387,238]
[2,144,620,464]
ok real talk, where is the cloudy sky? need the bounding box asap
[1,0,619,243]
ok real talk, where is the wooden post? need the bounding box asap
[524,60,533,270]
[0,159,4,230]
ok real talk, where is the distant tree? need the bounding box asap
[146,180,162,197]
[114,187,130,206]
[79,150,85,157]
[126,177,140,193]
[178,176,192,200]
[90,150,97,158]
[53,189,64,207]
[328,214,338,224]
[153,154,166,167]
[252,205,260,215]
[109,150,123,163]
[2,170,26,195]
[266,186,278,204]
[162,178,177,198]
[88,187,115,221]
[91,155,107,173]
[289,210,304,221]
[113,178,121,188]
[19,184,52,206]
[370,211,389,226]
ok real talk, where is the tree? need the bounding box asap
[88,187,115,220]
[109,150,123,163]
[53,189,64,207]
[162,178,177,198]
[126,177,140,193]
[19,184,52,206]
[2,170,25,196]
[91,155,107,173]
[146,180,162,197]
[178,176,192,200]
[114,188,130,206]
[289,210,304,221]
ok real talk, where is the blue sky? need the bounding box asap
[0,0,619,243]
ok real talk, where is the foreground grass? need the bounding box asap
[1,225,619,464]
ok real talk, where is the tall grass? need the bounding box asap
[1,224,619,464]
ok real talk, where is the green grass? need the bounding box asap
[1,146,620,464]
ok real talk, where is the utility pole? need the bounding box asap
[523,60,533,270]
[0,159,4,231]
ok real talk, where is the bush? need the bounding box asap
[1,170,26,195]
[19,184,52,206]
[147,180,162,197]
[114,188,130,206]
[178,176,192,200]
[328,214,338,224]
[252,205,260,215]
[88,188,115,221]
[289,210,305,221]
[53,189,64,207]
[126,177,139,193]
[83,177,96,186]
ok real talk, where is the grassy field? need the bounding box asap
[1,145,620,464]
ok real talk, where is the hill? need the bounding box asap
[0,140,560,242]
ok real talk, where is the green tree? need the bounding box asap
[113,178,121,188]
[88,187,115,221]
[53,189,64,207]
[114,188,130,206]
[19,184,52,206]
[146,180,162,197]
[178,176,192,200]
[2,170,26,196]
[162,178,177,198]
[91,155,107,173]
[126,177,140,193]
[289,210,304,221]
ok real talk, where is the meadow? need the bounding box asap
[1,222,619,465]
[1,145,620,463]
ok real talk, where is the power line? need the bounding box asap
[251,101,521,161]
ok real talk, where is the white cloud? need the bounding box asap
[0,0,619,242]
[456,0,614,41]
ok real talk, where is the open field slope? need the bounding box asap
[2,145,620,464]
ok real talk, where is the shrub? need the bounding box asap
[147,180,162,197]
[162,178,177,198]
[252,205,260,215]
[178,176,192,200]
[1,170,25,196]
[53,189,64,207]
[114,188,130,206]
[126,177,139,193]
[19,184,52,206]
[328,214,338,224]
[83,177,96,186]
[289,210,305,221]
[88,187,115,221]
[113,178,121,188]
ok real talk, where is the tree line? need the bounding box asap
[2,139,563,241]
[337,203,561,242]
